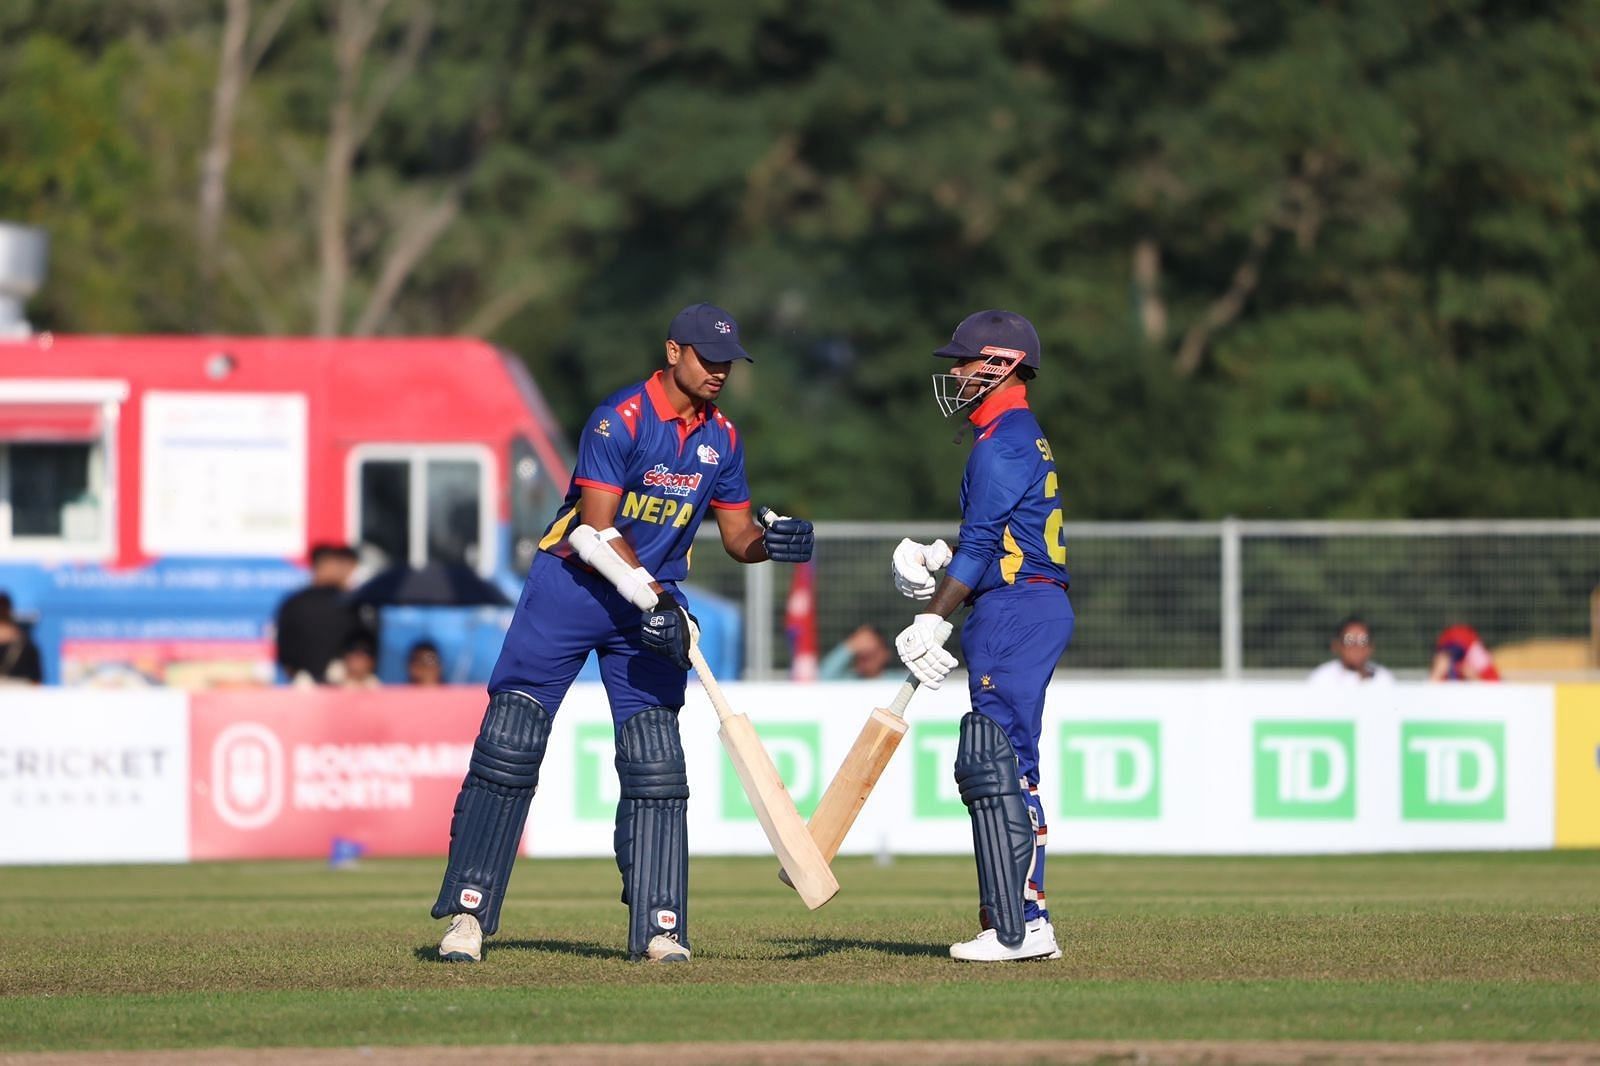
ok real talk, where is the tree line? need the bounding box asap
[4,0,1597,520]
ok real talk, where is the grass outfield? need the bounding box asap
[1,852,1597,1052]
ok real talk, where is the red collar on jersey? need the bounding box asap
[646,370,710,430]
[968,383,1029,428]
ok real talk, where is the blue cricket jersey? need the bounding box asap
[945,386,1071,598]
[536,370,749,582]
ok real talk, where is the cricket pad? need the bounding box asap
[954,711,1036,948]
[431,691,551,936]
[614,706,691,959]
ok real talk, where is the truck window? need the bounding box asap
[510,436,564,575]
[0,393,116,557]
[350,446,493,573]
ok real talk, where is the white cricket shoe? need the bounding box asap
[438,913,483,962]
[643,934,691,963]
[949,918,1061,962]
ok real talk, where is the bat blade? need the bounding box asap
[718,712,840,909]
[809,706,908,861]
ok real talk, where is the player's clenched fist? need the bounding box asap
[892,537,952,600]
[895,613,956,689]
[640,592,698,670]
[758,506,814,563]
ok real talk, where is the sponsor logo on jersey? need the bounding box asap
[459,888,483,909]
[696,444,720,466]
[642,464,703,497]
[980,674,995,691]
[594,418,611,437]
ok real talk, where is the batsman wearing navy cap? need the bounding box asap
[891,309,1073,962]
[431,302,814,964]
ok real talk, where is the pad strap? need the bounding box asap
[614,707,691,958]
[954,711,1035,948]
[430,691,551,936]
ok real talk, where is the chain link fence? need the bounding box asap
[688,520,1600,680]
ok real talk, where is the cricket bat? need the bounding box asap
[567,524,839,910]
[688,642,840,910]
[778,675,916,889]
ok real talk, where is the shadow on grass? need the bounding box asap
[411,936,945,963]
[411,939,627,963]
[764,937,948,960]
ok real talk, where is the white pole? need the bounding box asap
[1221,516,1242,679]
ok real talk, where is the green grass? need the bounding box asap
[2,852,1597,1050]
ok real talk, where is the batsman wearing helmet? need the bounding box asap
[892,309,1073,962]
[430,303,814,964]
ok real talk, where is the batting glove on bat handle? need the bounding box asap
[758,505,814,563]
[895,613,956,690]
[640,591,698,671]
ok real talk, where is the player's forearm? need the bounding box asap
[926,576,973,618]
[726,523,769,563]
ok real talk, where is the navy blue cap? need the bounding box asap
[933,309,1040,368]
[668,302,753,363]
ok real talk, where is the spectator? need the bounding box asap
[1431,623,1501,681]
[1308,616,1395,685]
[819,624,895,680]
[0,592,43,686]
[407,640,444,686]
[337,632,382,689]
[274,544,360,685]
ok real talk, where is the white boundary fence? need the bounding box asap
[1,682,1580,863]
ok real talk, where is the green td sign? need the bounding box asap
[1060,722,1160,818]
[573,723,616,820]
[1254,721,1355,819]
[911,721,964,818]
[1402,722,1505,821]
[723,723,822,820]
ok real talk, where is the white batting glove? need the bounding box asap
[892,538,953,601]
[895,614,956,689]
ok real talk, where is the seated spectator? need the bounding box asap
[336,632,382,689]
[407,640,444,686]
[1431,623,1501,682]
[819,624,894,681]
[0,592,43,686]
[275,544,360,685]
[1308,616,1394,685]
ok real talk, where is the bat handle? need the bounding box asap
[687,642,734,726]
[885,674,918,717]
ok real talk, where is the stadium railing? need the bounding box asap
[690,519,1600,681]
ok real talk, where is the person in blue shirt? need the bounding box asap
[431,303,813,965]
[891,309,1073,962]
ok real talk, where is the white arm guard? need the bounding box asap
[569,525,660,610]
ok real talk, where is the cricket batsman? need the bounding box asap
[431,303,814,963]
[891,309,1073,962]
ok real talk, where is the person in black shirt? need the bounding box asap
[274,544,360,685]
[0,592,42,686]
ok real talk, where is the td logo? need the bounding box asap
[723,723,821,820]
[1402,722,1505,821]
[573,723,617,820]
[1060,722,1160,818]
[912,722,964,818]
[1254,721,1355,819]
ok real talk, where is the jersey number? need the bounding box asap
[1043,470,1067,566]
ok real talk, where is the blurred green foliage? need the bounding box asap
[3,0,1598,520]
